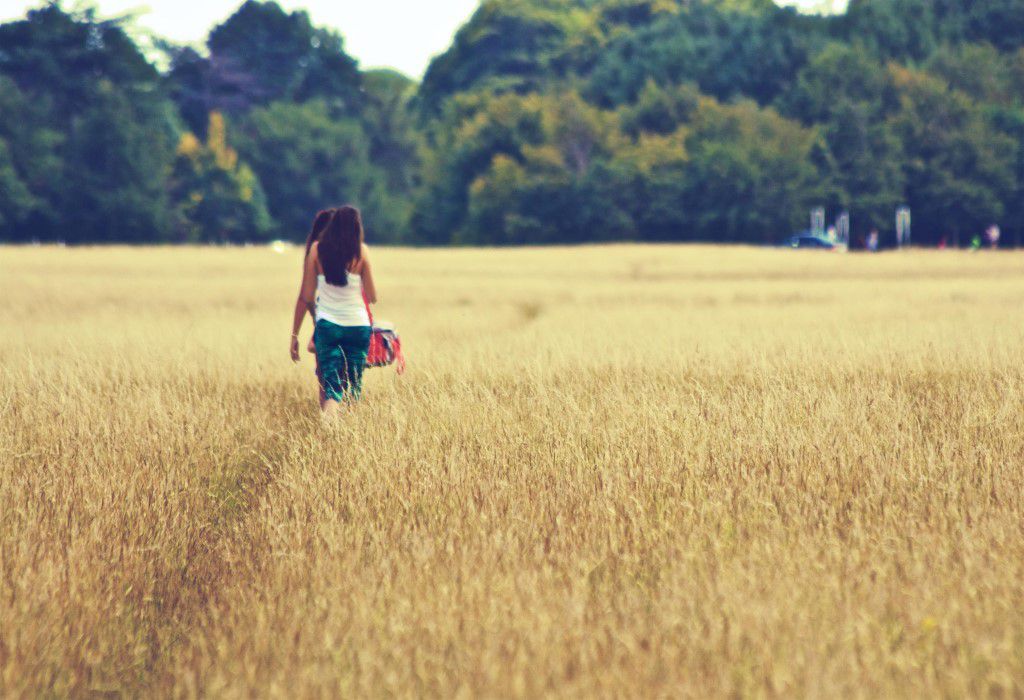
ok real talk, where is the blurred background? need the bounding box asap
[0,0,1021,248]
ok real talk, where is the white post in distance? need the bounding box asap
[836,211,850,250]
[811,207,825,238]
[896,207,911,249]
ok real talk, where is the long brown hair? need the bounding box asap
[304,209,335,259]
[318,205,364,287]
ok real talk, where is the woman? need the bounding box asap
[290,209,334,360]
[290,209,334,406]
[293,205,377,416]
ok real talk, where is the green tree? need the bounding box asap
[0,5,163,117]
[945,1,1024,52]
[682,98,824,243]
[925,43,1015,105]
[613,127,691,241]
[781,44,904,235]
[1004,50,1024,246]
[0,76,60,240]
[889,66,1015,245]
[232,100,397,241]
[587,3,824,108]
[361,69,422,199]
[0,139,35,233]
[169,113,271,243]
[841,0,938,60]
[821,102,906,236]
[843,0,1024,59]
[463,92,635,244]
[410,91,546,244]
[167,1,362,135]
[208,0,361,105]
[0,5,178,242]
[7,0,1024,247]
[417,0,603,118]
[618,80,700,137]
[781,43,895,124]
[61,83,178,243]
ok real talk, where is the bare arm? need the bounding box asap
[290,244,320,361]
[289,299,304,362]
[300,243,319,313]
[291,249,316,333]
[359,243,378,305]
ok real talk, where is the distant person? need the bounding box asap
[291,206,377,417]
[290,208,335,406]
[987,224,1001,250]
[867,229,879,253]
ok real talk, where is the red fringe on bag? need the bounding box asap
[364,291,405,374]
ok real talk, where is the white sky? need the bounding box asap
[0,0,848,79]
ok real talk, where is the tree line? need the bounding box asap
[1,0,1023,247]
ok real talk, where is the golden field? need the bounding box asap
[1,244,1023,698]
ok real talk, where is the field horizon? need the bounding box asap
[2,243,1023,697]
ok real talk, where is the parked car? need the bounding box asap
[782,233,836,250]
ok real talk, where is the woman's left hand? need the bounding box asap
[290,335,300,362]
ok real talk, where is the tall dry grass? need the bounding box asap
[1,244,1023,697]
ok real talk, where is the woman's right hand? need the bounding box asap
[290,335,300,362]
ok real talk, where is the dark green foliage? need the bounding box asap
[60,83,177,243]
[418,0,603,118]
[0,77,58,236]
[168,114,272,243]
[411,0,1024,246]
[841,0,939,60]
[460,93,636,244]
[361,70,422,200]
[232,101,400,242]
[586,4,823,108]
[889,66,1016,245]
[207,1,361,104]
[0,5,176,242]
[680,99,824,244]
[996,106,1024,247]
[410,92,547,244]
[619,81,700,137]
[0,5,160,116]
[165,47,215,138]
[925,43,1016,104]
[779,44,904,234]
[168,0,362,134]
[959,1,1024,53]
[0,139,35,230]
[843,0,1024,60]
[2,0,1024,246]
[164,3,418,242]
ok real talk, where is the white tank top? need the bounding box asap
[316,272,371,327]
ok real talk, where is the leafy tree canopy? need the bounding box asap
[2,0,1024,247]
[167,0,362,135]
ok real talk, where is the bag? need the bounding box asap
[367,321,404,372]
[363,294,405,374]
